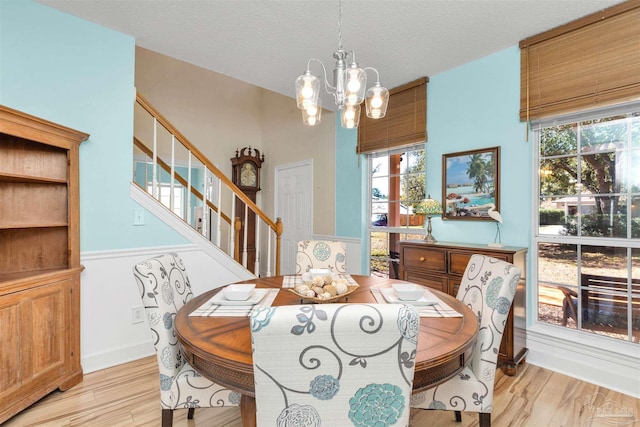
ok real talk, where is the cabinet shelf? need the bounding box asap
[0,223,68,229]
[0,104,88,423]
[0,172,67,184]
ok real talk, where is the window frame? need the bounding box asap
[531,102,640,347]
[366,144,427,278]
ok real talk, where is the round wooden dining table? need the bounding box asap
[175,275,478,427]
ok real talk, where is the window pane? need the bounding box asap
[580,152,620,193]
[633,115,640,148]
[578,197,627,238]
[371,177,388,200]
[538,243,578,286]
[631,149,640,192]
[541,124,577,156]
[579,116,627,153]
[581,245,630,339]
[370,231,390,278]
[538,197,566,236]
[537,243,578,327]
[540,157,577,197]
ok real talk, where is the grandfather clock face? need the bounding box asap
[240,163,258,188]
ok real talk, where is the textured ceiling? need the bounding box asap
[37,0,624,110]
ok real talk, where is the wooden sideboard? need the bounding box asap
[0,105,88,423]
[398,240,528,375]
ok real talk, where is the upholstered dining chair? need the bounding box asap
[133,253,240,427]
[410,254,522,427]
[295,240,347,274]
[250,303,419,427]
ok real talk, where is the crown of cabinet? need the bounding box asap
[0,104,88,423]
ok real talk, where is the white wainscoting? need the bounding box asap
[79,244,253,373]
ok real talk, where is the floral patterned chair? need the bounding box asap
[410,254,521,427]
[250,303,419,427]
[295,240,347,274]
[133,253,240,427]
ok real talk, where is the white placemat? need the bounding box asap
[190,288,279,317]
[370,286,462,318]
[282,274,358,288]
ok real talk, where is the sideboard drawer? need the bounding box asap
[401,246,446,273]
[449,251,511,275]
[402,270,448,293]
[449,252,472,275]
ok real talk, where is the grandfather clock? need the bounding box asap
[231,147,264,274]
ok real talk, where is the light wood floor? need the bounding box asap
[4,356,638,427]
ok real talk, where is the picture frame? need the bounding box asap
[442,146,500,221]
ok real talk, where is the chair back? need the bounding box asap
[250,303,419,427]
[456,254,521,389]
[296,240,347,274]
[133,253,194,393]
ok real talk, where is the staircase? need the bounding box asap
[131,92,282,276]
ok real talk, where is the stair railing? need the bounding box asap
[133,92,282,276]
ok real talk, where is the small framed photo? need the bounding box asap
[442,146,500,221]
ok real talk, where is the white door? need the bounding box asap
[275,160,312,275]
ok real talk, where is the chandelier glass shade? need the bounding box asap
[295,1,389,128]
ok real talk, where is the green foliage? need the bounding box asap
[403,150,426,207]
[540,116,631,216]
[372,188,385,199]
[539,208,565,225]
[466,153,492,194]
[562,214,640,238]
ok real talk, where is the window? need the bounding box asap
[147,182,185,218]
[534,104,639,343]
[368,145,426,278]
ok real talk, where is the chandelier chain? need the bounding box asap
[337,0,343,51]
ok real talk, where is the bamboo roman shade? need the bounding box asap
[357,77,428,154]
[520,0,640,121]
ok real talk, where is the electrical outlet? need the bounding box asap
[132,306,145,324]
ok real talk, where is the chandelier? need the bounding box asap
[294,0,389,128]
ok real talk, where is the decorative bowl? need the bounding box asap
[391,283,425,301]
[288,285,358,304]
[223,283,256,301]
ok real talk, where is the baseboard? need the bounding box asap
[526,324,640,398]
[82,341,154,374]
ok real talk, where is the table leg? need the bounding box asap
[240,394,257,427]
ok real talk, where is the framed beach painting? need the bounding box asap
[442,146,500,221]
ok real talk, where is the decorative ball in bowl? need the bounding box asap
[391,283,424,300]
[223,283,256,301]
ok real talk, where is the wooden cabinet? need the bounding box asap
[0,105,88,423]
[399,240,528,375]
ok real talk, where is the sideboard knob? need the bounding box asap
[419,257,425,262]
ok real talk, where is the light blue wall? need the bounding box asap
[335,47,532,257]
[0,0,186,251]
[335,123,362,237]
[426,47,532,248]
